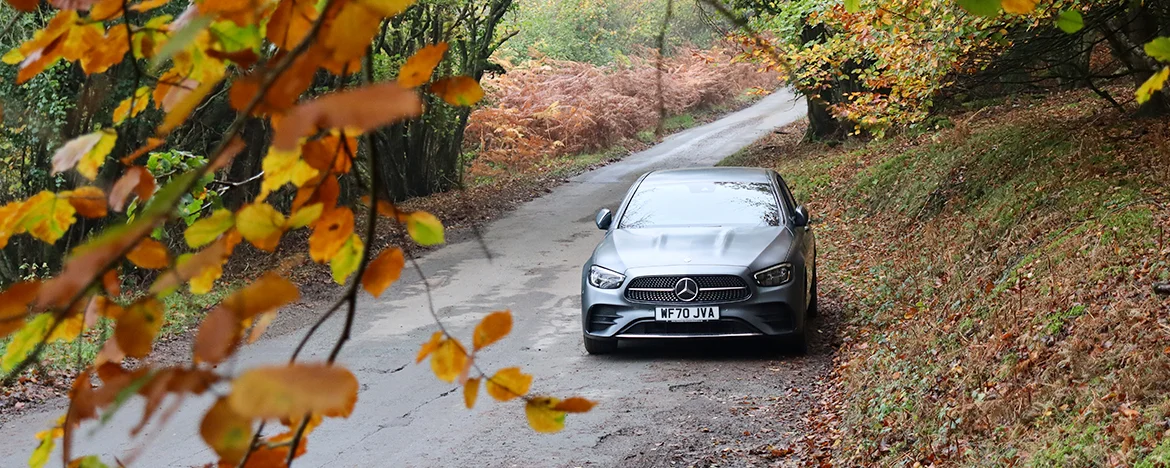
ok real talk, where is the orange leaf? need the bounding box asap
[102,269,121,297]
[129,0,169,11]
[485,367,531,402]
[119,137,164,165]
[200,397,255,465]
[36,220,155,310]
[429,338,468,383]
[272,82,423,151]
[126,238,170,269]
[361,247,404,298]
[63,186,108,218]
[17,34,66,85]
[109,166,156,212]
[397,43,447,88]
[193,306,242,365]
[552,397,596,413]
[429,76,484,106]
[302,133,355,174]
[473,310,511,351]
[267,0,317,50]
[79,24,129,75]
[247,311,278,343]
[415,331,442,363]
[221,272,300,320]
[0,281,40,338]
[308,206,354,263]
[228,364,359,419]
[5,0,39,12]
[292,174,339,216]
[115,298,164,358]
[1002,0,1037,14]
[229,49,321,115]
[463,377,479,409]
[150,237,230,295]
[158,78,222,134]
[322,1,381,63]
[89,0,124,21]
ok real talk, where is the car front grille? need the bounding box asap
[624,275,750,303]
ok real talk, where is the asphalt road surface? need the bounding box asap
[1,90,818,467]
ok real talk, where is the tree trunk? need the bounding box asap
[804,95,844,141]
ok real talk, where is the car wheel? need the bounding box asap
[584,335,618,355]
[776,330,808,356]
[807,265,819,318]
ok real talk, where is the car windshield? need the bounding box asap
[618,180,781,228]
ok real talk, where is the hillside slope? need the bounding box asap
[732,91,1170,466]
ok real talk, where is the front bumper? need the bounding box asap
[581,265,807,340]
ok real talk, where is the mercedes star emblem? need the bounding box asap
[673,277,699,302]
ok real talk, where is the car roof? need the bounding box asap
[641,167,774,184]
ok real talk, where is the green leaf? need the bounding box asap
[286,203,323,230]
[1,314,51,372]
[208,20,262,53]
[844,0,860,13]
[406,211,445,246]
[185,209,234,248]
[330,235,364,284]
[958,0,1000,17]
[150,15,214,70]
[71,456,110,468]
[1144,37,1170,63]
[1056,10,1084,34]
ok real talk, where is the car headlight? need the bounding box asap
[589,265,625,289]
[754,263,792,287]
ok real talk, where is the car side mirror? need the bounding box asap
[595,208,613,230]
[793,205,809,227]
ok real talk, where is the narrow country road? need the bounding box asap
[1,90,822,467]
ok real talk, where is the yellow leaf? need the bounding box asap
[525,396,567,433]
[236,203,285,251]
[185,209,235,248]
[48,313,84,342]
[18,191,77,244]
[29,420,63,468]
[158,78,221,135]
[397,42,447,88]
[2,48,23,65]
[76,129,118,180]
[126,238,170,269]
[463,377,480,409]
[286,203,323,230]
[221,272,300,320]
[258,146,318,201]
[2,314,52,371]
[406,211,444,246]
[183,252,225,295]
[228,364,359,419]
[1001,0,1037,14]
[429,338,468,383]
[330,234,363,284]
[200,397,254,465]
[308,207,354,263]
[429,76,484,106]
[0,281,40,339]
[415,331,442,363]
[361,247,404,297]
[113,86,151,125]
[50,132,102,177]
[115,298,164,358]
[473,310,512,351]
[485,367,531,402]
[1136,67,1170,104]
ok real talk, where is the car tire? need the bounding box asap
[776,330,808,356]
[584,335,617,355]
[807,265,819,318]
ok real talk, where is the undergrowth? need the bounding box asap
[745,90,1170,466]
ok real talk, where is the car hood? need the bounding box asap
[593,226,794,271]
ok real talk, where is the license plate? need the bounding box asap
[655,306,720,322]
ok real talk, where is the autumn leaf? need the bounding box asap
[6,0,39,11]
[18,191,78,244]
[247,311,278,343]
[429,338,469,383]
[0,281,40,339]
[63,186,108,218]
[158,78,222,135]
[405,210,444,246]
[200,397,254,465]
[322,1,382,63]
[463,377,480,409]
[185,209,235,248]
[51,130,116,179]
[1000,0,1036,14]
[361,247,404,297]
[485,367,532,402]
[2,313,79,371]
[552,397,596,413]
[844,0,860,13]
[113,87,151,125]
[78,24,129,75]
[957,0,1000,17]
[151,236,231,295]
[429,76,484,106]
[359,0,417,16]
[129,0,169,11]
[221,272,300,320]
[330,234,364,284]
[473,310,512,351]
[228,364,359,419]
[115,298,164,359]
[308,207,354,263]
[258,146,320,202]
[301,133,355,174]
[286,203,324,230]
[109,166,156,211]
[120,137,164,165]
[525,396,567,433]
[37,220,155,310]
[194,306,243,365]
[416,331,442,363]
[398,43,447,88]
[267,0,318,50]
[1137,67,1170,104]
[29,419,63,468]
[236,203,285,251]
[126,238,170,269]
[272,82,423,151]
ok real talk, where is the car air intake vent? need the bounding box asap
[625,275,750,303]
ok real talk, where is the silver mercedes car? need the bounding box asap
[580,167,817,354]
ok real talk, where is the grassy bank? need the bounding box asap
[737,91,1170,466]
